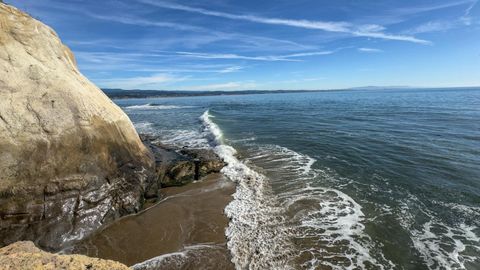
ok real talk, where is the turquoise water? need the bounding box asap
[116,88,480,270]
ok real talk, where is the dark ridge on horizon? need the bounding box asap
[102,86,480,99]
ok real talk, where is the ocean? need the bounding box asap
[116,88,480,270]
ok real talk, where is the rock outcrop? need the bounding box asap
[0,241,130,270]
[0,3,155,250]
[141,135,226,196]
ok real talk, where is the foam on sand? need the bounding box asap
[132,244,231,270]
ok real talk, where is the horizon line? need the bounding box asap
[102,85,480,92]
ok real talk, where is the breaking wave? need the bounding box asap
[201,110,295,269]
[200,110,389,269]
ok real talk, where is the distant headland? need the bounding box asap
[102,86,480,99]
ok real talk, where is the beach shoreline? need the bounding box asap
[71,173,235,269]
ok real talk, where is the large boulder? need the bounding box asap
[0,3,155,250]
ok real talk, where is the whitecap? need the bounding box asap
[158,129,210,148]
[134,122,155,134]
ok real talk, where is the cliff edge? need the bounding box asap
[0,3,155,250]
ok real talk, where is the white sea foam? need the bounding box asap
[158,129,210,148]
[245,144,392,269]
[284,186,393,270]
[125,104,192,110]
[133,121,209,148]
[201,110,295,270]
[394,194,480,269]
[412,221,480,269]
[134,122,155,134]
[200,110,389,270]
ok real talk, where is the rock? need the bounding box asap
[0,3,155,250]
[0,241,130,270]
[141,135,226,192]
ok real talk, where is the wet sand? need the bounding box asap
[71,174,235,270]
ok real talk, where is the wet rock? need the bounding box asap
[141,135,226,193]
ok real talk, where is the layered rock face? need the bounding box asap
[0,3,155,250]
[0,241,130,270]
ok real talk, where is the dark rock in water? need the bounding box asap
[141,134,226,195]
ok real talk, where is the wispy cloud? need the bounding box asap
[175,50,334,61]
[218,66,245,73]
[77,50,334,65]
[83,12,316,52]
[138,0,350,32]
[358,47,383,53]
[94,73,186,89]
[402,0,478,35]
[406,21,458,34]
[85,12,208,32]
[282,51,335,57]
[461,0,478,25]
[182,81,257,91]
[137,0,430,44]
[394,0,475,14]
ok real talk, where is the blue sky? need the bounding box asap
[9,0,480,90]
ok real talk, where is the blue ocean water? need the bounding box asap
[116,88,480,270]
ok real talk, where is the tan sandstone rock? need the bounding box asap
[0,241,130,270]
[0,3,155,250]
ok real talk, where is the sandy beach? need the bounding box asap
[72,173,235,269]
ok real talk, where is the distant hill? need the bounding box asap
[101,88,317,99]
[101,86,480,99]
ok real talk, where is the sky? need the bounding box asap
[8,0,480,90]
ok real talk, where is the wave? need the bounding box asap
[244,144,393,269]
[396,195,480,269]
[200,110,391,270]
[124,103,192,110]
[132,123,210,148]
[200,110,295,269]
[134,122,155,134]
[412,221,480,269]
[158,129,210,148]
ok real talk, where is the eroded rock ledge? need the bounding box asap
[0,241,130,270]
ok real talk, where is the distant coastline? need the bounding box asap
[102,86,480,99]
